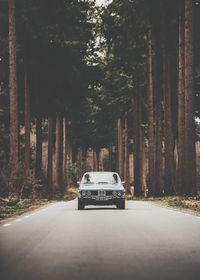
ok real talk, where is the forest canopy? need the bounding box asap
[0,0,200,199]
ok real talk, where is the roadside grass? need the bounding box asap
[63,186,78,201]
[126,194,200,215]
[0,186,78,221]
[0,198,51,220]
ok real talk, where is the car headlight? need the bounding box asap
[113,191,124,197]
[113,191,117,197]
[81,190,86,197]
[87,190,91,196]
[117,191,122,197]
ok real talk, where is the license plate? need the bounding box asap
[96,196,105,201]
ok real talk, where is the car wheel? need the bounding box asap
[78,200,84,210]
[117,201,125,209]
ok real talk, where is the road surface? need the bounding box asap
[0,200,200,280]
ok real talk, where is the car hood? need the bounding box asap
[79,183,124,190]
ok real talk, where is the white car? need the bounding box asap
[78,172,125,210]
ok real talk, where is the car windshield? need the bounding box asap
[82,173,119,185]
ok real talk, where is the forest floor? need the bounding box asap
[0,187,78,221]
[127,195,200,216]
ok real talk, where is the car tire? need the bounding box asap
[117,201,125,209]
[78,200,84,210]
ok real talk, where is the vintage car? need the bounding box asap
[78,172,125,210]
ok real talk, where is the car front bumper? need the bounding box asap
[78,197,125,206]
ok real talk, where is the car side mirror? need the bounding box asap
[77,181,81,185]
[122,181,126,185]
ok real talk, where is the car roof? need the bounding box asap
[83,172,119,175]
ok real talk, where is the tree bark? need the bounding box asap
[9,0,19,181]
[35,116,42,178]
[177,1,186,194]
[184,0,196,194]
[96,149,100,172]
[93,150,97,171]
[55,112,63,192]
[163,22,175,195]
[154,29,163,197]
[109,147,113,171]
[147,29,155,196]
[47,115,53,192]
[24,59,30,178]
[141,132,147,194]
[63,118,68,185]
[133,92,143,196]
[124,118,130,192]
[76,149,83,180]
[117,118,124,179]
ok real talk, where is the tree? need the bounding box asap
[177,0,186,195]
[63,118,68,185]
[35,116,42,178]
[153,15,163,197]
[124,117,130,192]
[117,118,124,179]
[8,0,18,182]
[184,0,196,194]
[24,57,31,177]
[47,115,53,192]
[147,29,155,196]
[55,112,63,192]
[133,91,143,196]
[162,18,175,195]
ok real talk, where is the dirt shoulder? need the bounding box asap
[0,187,78,222]
[126,195,200,216]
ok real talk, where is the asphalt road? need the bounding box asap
[0,200,200,280]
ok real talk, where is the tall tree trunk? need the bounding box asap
[47,115,53,193]
[117,118,124,179]
[163,23,175,195]
[82,148,87,174]
[79,149,83,178]
[134,92,143,196]
[63,118,68,185]
[9,0,19,181]
[154,29,163,197]
[109,146,113,171]
[96,149,100,172]
[124,118,130,192]
[147,29,155,197]
[93,151,97,171]
[177,2,186,194]
[76,149,82,180]
[24,59,30,178]
[99,150,104,171]
[66,142,72,185]
[109,147,113,171]
[35,116,42,178]
[55,112,63,192]
[141,131,147,194]
[184,0,196,194]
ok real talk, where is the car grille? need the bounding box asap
[106,190,113,196]
[90,190,113,196]
[98,190,106,196]
[91,190,98,195]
